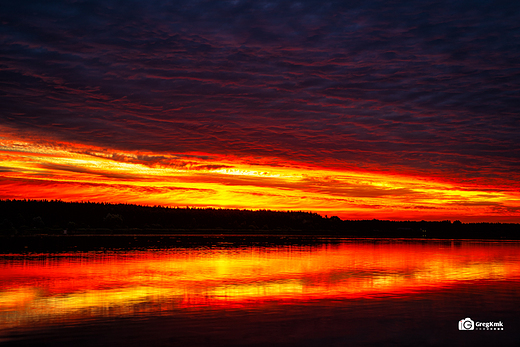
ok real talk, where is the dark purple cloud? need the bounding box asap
[1,0,519,184]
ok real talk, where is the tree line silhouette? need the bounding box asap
[1,199,518,239]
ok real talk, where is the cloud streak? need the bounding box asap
[1,139,519,222]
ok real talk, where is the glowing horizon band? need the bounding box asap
[1,133,519,222]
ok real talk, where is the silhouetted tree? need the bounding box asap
[103,213,124,229]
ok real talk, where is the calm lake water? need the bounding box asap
[1,237,519,346]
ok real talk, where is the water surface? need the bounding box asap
[1,238,519,346]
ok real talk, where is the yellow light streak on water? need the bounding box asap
[1,241,519,331]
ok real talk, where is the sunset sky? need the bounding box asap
[1,0,519,222]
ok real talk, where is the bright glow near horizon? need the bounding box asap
[1,133,519,222]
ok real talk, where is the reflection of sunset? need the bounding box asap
[1,134,520,222]
[1,242,520,330]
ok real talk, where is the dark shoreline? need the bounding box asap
[1,233,519,254]
[2,200,519,247]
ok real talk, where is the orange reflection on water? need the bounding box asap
[1,241,520,330]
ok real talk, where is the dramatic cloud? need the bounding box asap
[1,0,519,221]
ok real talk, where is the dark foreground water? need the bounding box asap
[1,237,519,346]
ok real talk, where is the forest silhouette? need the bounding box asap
[1,199,518,240]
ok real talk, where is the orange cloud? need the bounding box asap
[1,131,519,222]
